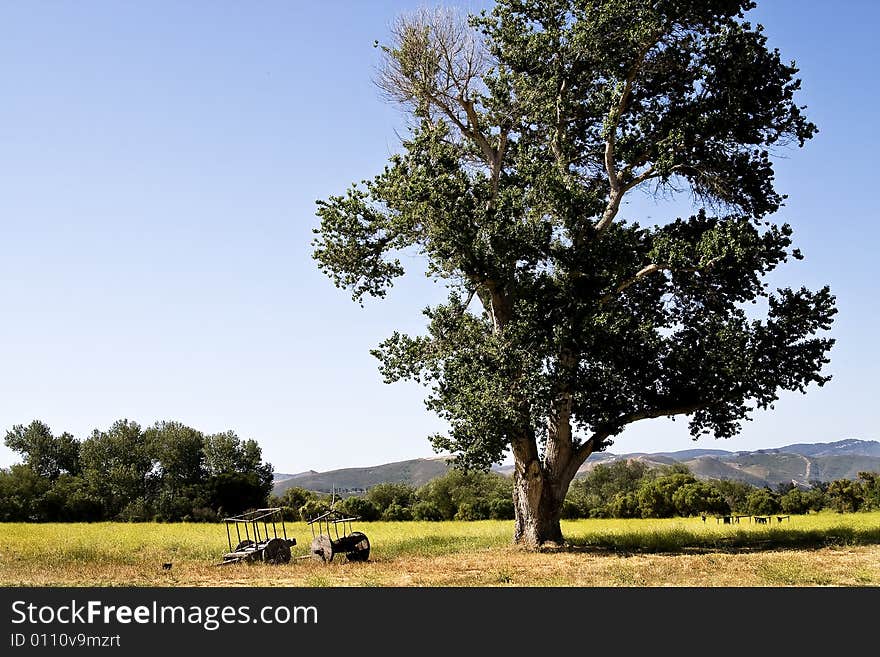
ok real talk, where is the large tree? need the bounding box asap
[312,0,836,547]
[80,419,153,519]
[5,420,80,480]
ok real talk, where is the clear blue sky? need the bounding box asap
[1,1,877,474]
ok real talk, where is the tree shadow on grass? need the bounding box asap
[554,525,880,556]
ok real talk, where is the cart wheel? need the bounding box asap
[235,539,255,551]
[310,535,334,563]
[345,532,370,562]
[262,538,292,565]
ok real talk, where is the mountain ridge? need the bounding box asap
[272,438,880,495]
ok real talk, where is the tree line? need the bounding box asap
[0,420,273,521]
[4,419,879,523]
[271,461,880,522]
[271,470,515,522]
[562,461,880,518]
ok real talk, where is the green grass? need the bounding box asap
[1,511,878,586]
[2,512,879,565]
[757,560,835,585]
[562,513,880,552]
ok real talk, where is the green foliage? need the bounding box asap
[269,486,323,521]
[203,431,273,489]
[334,496,380,521]
[412,500,444,521]
[454,501,490,520]
[825,479,863,514]
[147,422,205,486]
[0,419,274,522]
[858,473,880,511]
[637,473,698,518]
[488,496,515,520]
[5,420,80,479]
[566,460,650,517]
[270,486,317,513]
[80,420,153,519]
[299,498,331,522]
[671,481,729,516]
[118,497,153,522]
[0,464,50,521]
[802,488,827,513]
[780,488,810,515]
[146,421,208,521]
[41,474,103,522]
[321,469,515,522]
[606,492,640,519]
[561,497,582,520]
[366,482,417,514]
[417,469,513,520]
[382,502,414,521]
[711,479,754,514]
[746,488,781,515]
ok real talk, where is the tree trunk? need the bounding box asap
[512,456,570,548]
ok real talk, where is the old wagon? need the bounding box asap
[219,508,296,565]
[307,509,370,562]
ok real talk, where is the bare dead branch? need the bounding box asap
[375,7,508,193]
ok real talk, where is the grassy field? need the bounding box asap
[1,512,879,586]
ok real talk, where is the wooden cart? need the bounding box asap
[307,509,370,562]
[219,508,296,565]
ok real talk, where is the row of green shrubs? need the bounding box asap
[271,461,880,522]
[576,462,880,518]
[270,469,515,522]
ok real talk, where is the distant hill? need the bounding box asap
[272,439,880,495]
[769,438,880,459]
[574,439,880,488]
[680,455,769,487]
[273,456,452,496]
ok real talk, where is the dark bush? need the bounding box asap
[190,507,219,522]
[299,498,331,522]
[607,492,640,518]
[335,496,379,521]
[454,501,490,521]
[412,500,443,521]
[366,483,416,514]
[746,488,781,516]
[561,497,584,519]
[381,502,413,521]
[672,482,730,516]
[780,488,810,515]
[488,497,514,520]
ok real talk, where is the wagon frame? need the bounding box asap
[307,509,370,562]
[219,507,296,565]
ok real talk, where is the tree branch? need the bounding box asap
[599,256,724,306]
[595,39,660,235]
[459,97,499,169]
[552,77,568,173]
[622,165,658,192]
[599,263,663,304]
[571,402,706,468]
